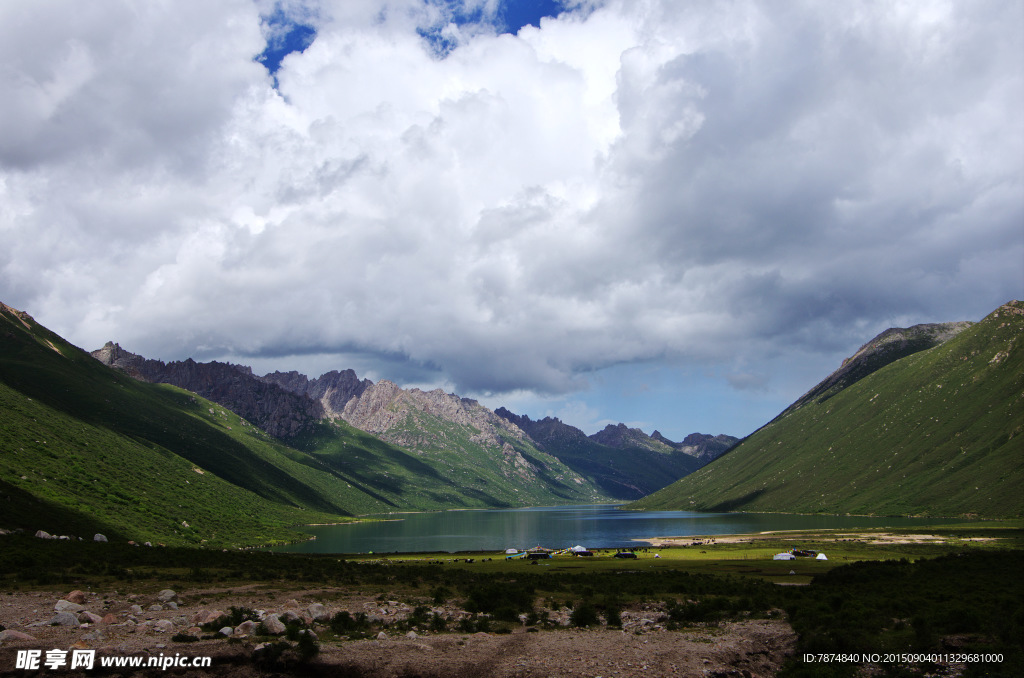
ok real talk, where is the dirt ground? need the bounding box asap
[0,585,795,677]
[644,530,1002,547]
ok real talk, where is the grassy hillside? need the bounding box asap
[630,301,1023,518]
[0,302,610,548]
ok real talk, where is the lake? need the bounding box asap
[273,505,968,554]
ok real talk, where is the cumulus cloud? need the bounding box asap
[1,0,1021,415]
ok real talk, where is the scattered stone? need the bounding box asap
[406,631,418,639]
[54,600,85,613]
[79,611,104,625]
[35,530,55,539]
[283,599,300,609]
[50,612,80,627]
[376,631,387,641]
[148,604,164,612]
[219,626,234,637]
[0,630,36,643]
[154,620,175,633]
[65,590,87,604]
[157,589,178,603]
[93,533,108,542]
[299,629,318,641]
[130,605,143,615]
[235,620,256,636]
[185,626,203,636]
[308,603,330,622]
[165,601,178,610]
[280,610,301,624]
[82,630,106,642]
[262,614,286,636]
[100,614,117,624]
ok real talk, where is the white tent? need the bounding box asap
[773,552,796,560]
[569,545,588,552]
[505,548,519,554]
[816,553,828,560]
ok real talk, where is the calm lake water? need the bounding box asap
[273,505,967,554]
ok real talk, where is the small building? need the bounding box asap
[773,552,796,560]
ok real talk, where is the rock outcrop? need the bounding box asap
[92,343,324,439]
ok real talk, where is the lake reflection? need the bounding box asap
[274,505,966,554]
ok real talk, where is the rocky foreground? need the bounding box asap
[0,585,795,677]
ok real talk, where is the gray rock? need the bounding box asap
[153,620,175,633]
[148,604,164,612]
[406,631,418,639]
[234,620,256,636]
[262,614,286,636]
[93,533,108,542]
[130,604,143,615]
[50,612,80,627]
[280,610,301,624]
[54,600,85,613]
[218,626,234,637]
[165,601,178,610]
[308,603,330,622]
[299,629,318,640]
[376,631,387,641]
[157,589,178,602]
[34,530,55,539]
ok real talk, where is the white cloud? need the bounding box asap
[1,0,1021,419]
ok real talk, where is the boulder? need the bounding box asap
[93,534,108,542]
[130,604,143,615]
[376,631,387,641]
[0,630,36,643]
[218,626,234,637]
[78,611,104,625]
[406,631,418,639]
[157,589,178,603]
[148,604,164,612]
[100,614,117,624]
[299,629,318,641]
[234,620,256,636]
[50,612,80,627]
[280,610,301,624]
[54,600,85,613]
[201,610,226,625]
[308,603,330,623]
[65,590,87,604]
[35,530,55,539]
[262,614,286,636]
[165,601,178,610]
[283,599,300,609]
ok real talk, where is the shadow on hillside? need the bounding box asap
[0,478,127,541]
[706,489,768,512]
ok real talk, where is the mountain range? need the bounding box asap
[1,301,731,546]
[630,300,1023,518]
[3,298,1018,549]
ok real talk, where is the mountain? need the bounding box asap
[629,301,1024,518]
[93,345,608,508]
[2,301,619,547]
[93,342,324,439]
[494,410,738,499]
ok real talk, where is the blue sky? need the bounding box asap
[1,0,1021,440]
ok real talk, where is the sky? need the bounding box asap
[1,0,1022,440]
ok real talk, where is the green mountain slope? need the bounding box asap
[0,302,610,547]
[629,301,1024,518]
